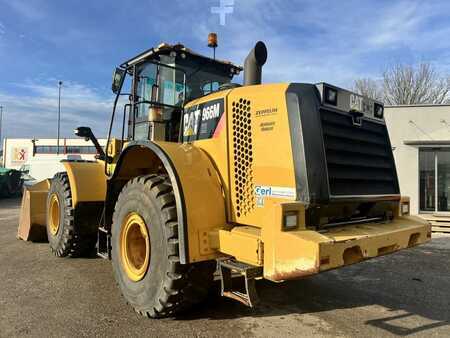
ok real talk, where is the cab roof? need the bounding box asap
[120,42,243,72]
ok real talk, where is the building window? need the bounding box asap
[437,151,450,212]
[419,150,435,211]
[419,148,450,212]
[34,145,99,155]
[34,146,65,154]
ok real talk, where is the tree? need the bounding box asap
[354,63,450,105]
[383,63,449,105]
[354,78,383,102]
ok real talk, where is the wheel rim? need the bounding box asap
[120,212,150,282]
[49,193,60,236]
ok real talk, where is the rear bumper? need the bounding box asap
[266,216,431,281]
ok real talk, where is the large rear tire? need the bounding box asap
[46,172,97,257]
[111,174,215,318]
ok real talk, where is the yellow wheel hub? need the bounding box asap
[120,212,150,282]
[49,193,60,236]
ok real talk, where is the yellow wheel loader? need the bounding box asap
[19,38,431,318]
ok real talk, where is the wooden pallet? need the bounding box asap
[418,214,450,233]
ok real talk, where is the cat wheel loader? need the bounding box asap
[19,37,431,318]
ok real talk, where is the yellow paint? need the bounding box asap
[191,125,231,224]
[48,193,60,236]
[113,146,162,179]
[17,179,51,241]
[62,161,107,206]
[155,142,228,262]
[185,84,301,269]
[22,179,50,226]
[185,85,296,228]
[218,226,263,266]
[185,90,233,219]
[106,138,124,158]
[265,215,431,281]
[110,85,298,264]
[106,138,125,176]
[184,84,431,282]
[226,83,295,225]
[109,142,228,263]
[119,212,150,282]
[91,83,431,279]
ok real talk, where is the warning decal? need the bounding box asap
[182,98,224,142]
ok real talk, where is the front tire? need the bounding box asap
[46,172,96,257]
[111,174,215,318]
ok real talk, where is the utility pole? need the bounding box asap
[57,81,62,155]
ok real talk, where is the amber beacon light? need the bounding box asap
[208,33,218,59]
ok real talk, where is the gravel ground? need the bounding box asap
[0,197,449,337]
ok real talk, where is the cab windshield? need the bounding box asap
[177,58,232,101]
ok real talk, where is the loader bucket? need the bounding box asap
[17,180,51,242]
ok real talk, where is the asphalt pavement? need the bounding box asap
[1,197,449,337]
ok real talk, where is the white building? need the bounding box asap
[2,138,107,182]
[385,104,450,220]
[2,106,448,222]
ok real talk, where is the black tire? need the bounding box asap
[46,172,97,257]
[111,174,215,318]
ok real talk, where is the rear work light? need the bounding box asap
[283,211,299,230]
[374,103,384,119]
[401,203,410,215]
[400,199,410,216]
[324,86,338,106]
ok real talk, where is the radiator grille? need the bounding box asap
[320,109,399,196]
[232,98,255,217]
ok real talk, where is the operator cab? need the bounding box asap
[111,43,242,142]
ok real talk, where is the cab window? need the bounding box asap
[134,62,185,120]
[202,81,220,95]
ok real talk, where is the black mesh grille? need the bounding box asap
[320,109,399,196]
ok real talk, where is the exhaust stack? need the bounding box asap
[243,41,267,86]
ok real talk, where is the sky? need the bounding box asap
[0,0,450,140]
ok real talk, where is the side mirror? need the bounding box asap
[74,126,110,163]
[112,68,125,94]
[74,126,92,139]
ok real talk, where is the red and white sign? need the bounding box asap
[11,147,28,164]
